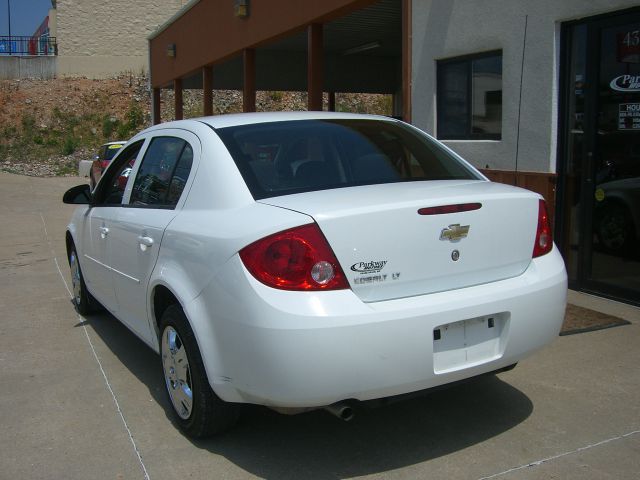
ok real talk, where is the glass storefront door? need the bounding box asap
[560,10,640,305]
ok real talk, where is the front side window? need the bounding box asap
[437,51,502,140]
[129,137,193,208]
[95,140,144,205]
[216,119,480,200]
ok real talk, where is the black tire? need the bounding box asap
[159,305,239,437]
[68,245,100,315]
[596,203,635,255]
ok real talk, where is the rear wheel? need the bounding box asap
[160,305,239,437]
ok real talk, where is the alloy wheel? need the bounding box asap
[69,250,82,307]
[161,326,193,420]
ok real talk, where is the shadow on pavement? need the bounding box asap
[75,312,168,408]
[82,311,533,480]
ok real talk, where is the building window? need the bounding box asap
[437,51,502,140]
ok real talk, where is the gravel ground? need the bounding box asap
[1,148,92,177]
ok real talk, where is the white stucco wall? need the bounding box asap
[411,0,640,174]
[56,0,189,77]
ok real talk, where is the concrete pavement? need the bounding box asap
[1,172,639,480]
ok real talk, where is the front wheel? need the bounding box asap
[68,246,99,315]
[160,305,239,437]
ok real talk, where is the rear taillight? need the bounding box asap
[532,199,553,258]
[100,160,110,170]
[240,223,349,291]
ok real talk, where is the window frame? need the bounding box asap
[436,49,503,141]
[92,140,145,206]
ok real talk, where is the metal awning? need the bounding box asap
[148,0,409,121]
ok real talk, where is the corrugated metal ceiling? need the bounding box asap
[263,0,401,57]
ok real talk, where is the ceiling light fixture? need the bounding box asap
[234,0,249,18]
[343,41,381,56]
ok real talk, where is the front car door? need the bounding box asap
[108,131,198,342]
[80,140,145,312]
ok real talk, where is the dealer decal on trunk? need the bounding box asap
[351,260,401,285]
[350,260,388,274]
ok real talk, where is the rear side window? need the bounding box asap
[215,119,479,199]
[129,137,193,208]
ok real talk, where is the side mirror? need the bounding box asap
[63,184,92,205]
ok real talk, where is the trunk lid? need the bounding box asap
[259,180,540,302]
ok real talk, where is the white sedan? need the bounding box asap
[63,112,567,437]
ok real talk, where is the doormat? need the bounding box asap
[560,304,631,336]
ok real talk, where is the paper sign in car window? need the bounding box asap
[109,144,124,149]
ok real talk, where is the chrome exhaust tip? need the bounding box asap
[324,402,355,422]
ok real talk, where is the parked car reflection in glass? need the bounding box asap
[90,141,125,189]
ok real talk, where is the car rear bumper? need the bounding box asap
[190,246,567,407]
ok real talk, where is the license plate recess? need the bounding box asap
[433,313,508,374]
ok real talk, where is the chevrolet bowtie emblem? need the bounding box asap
[440,224,470,242]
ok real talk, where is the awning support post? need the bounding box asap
[243,49,256,112]
[203,66,213,116]
[174,78,183,120]
[307,23,324,111]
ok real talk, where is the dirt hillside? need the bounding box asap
[0,76,391,176]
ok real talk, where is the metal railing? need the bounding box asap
[0,36,57,56]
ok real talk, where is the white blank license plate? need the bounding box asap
[433,313,508,374]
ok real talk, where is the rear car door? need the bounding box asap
[108,131,198,341]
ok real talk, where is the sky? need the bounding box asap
[1,0,53,36]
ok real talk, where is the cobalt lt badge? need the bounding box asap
[451,250,460,261]
[440,224,470,242]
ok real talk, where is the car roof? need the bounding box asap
[142,111,399,133]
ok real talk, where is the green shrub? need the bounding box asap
[126,103,143,130]
[3,125,17,138]
[21,114,36,134]
[268,91,284,102]
[116,122,130,139]
[102,115,117,138]
[61,137,78,155]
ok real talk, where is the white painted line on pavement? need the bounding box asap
[77,314,152,480]
[477,429,640,479]
[39,210,151,480]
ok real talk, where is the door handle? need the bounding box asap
[99,226,109,238]
[138,235,154,250]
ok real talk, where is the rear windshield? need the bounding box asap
[215,119,479,199]
[102,144,124,161]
